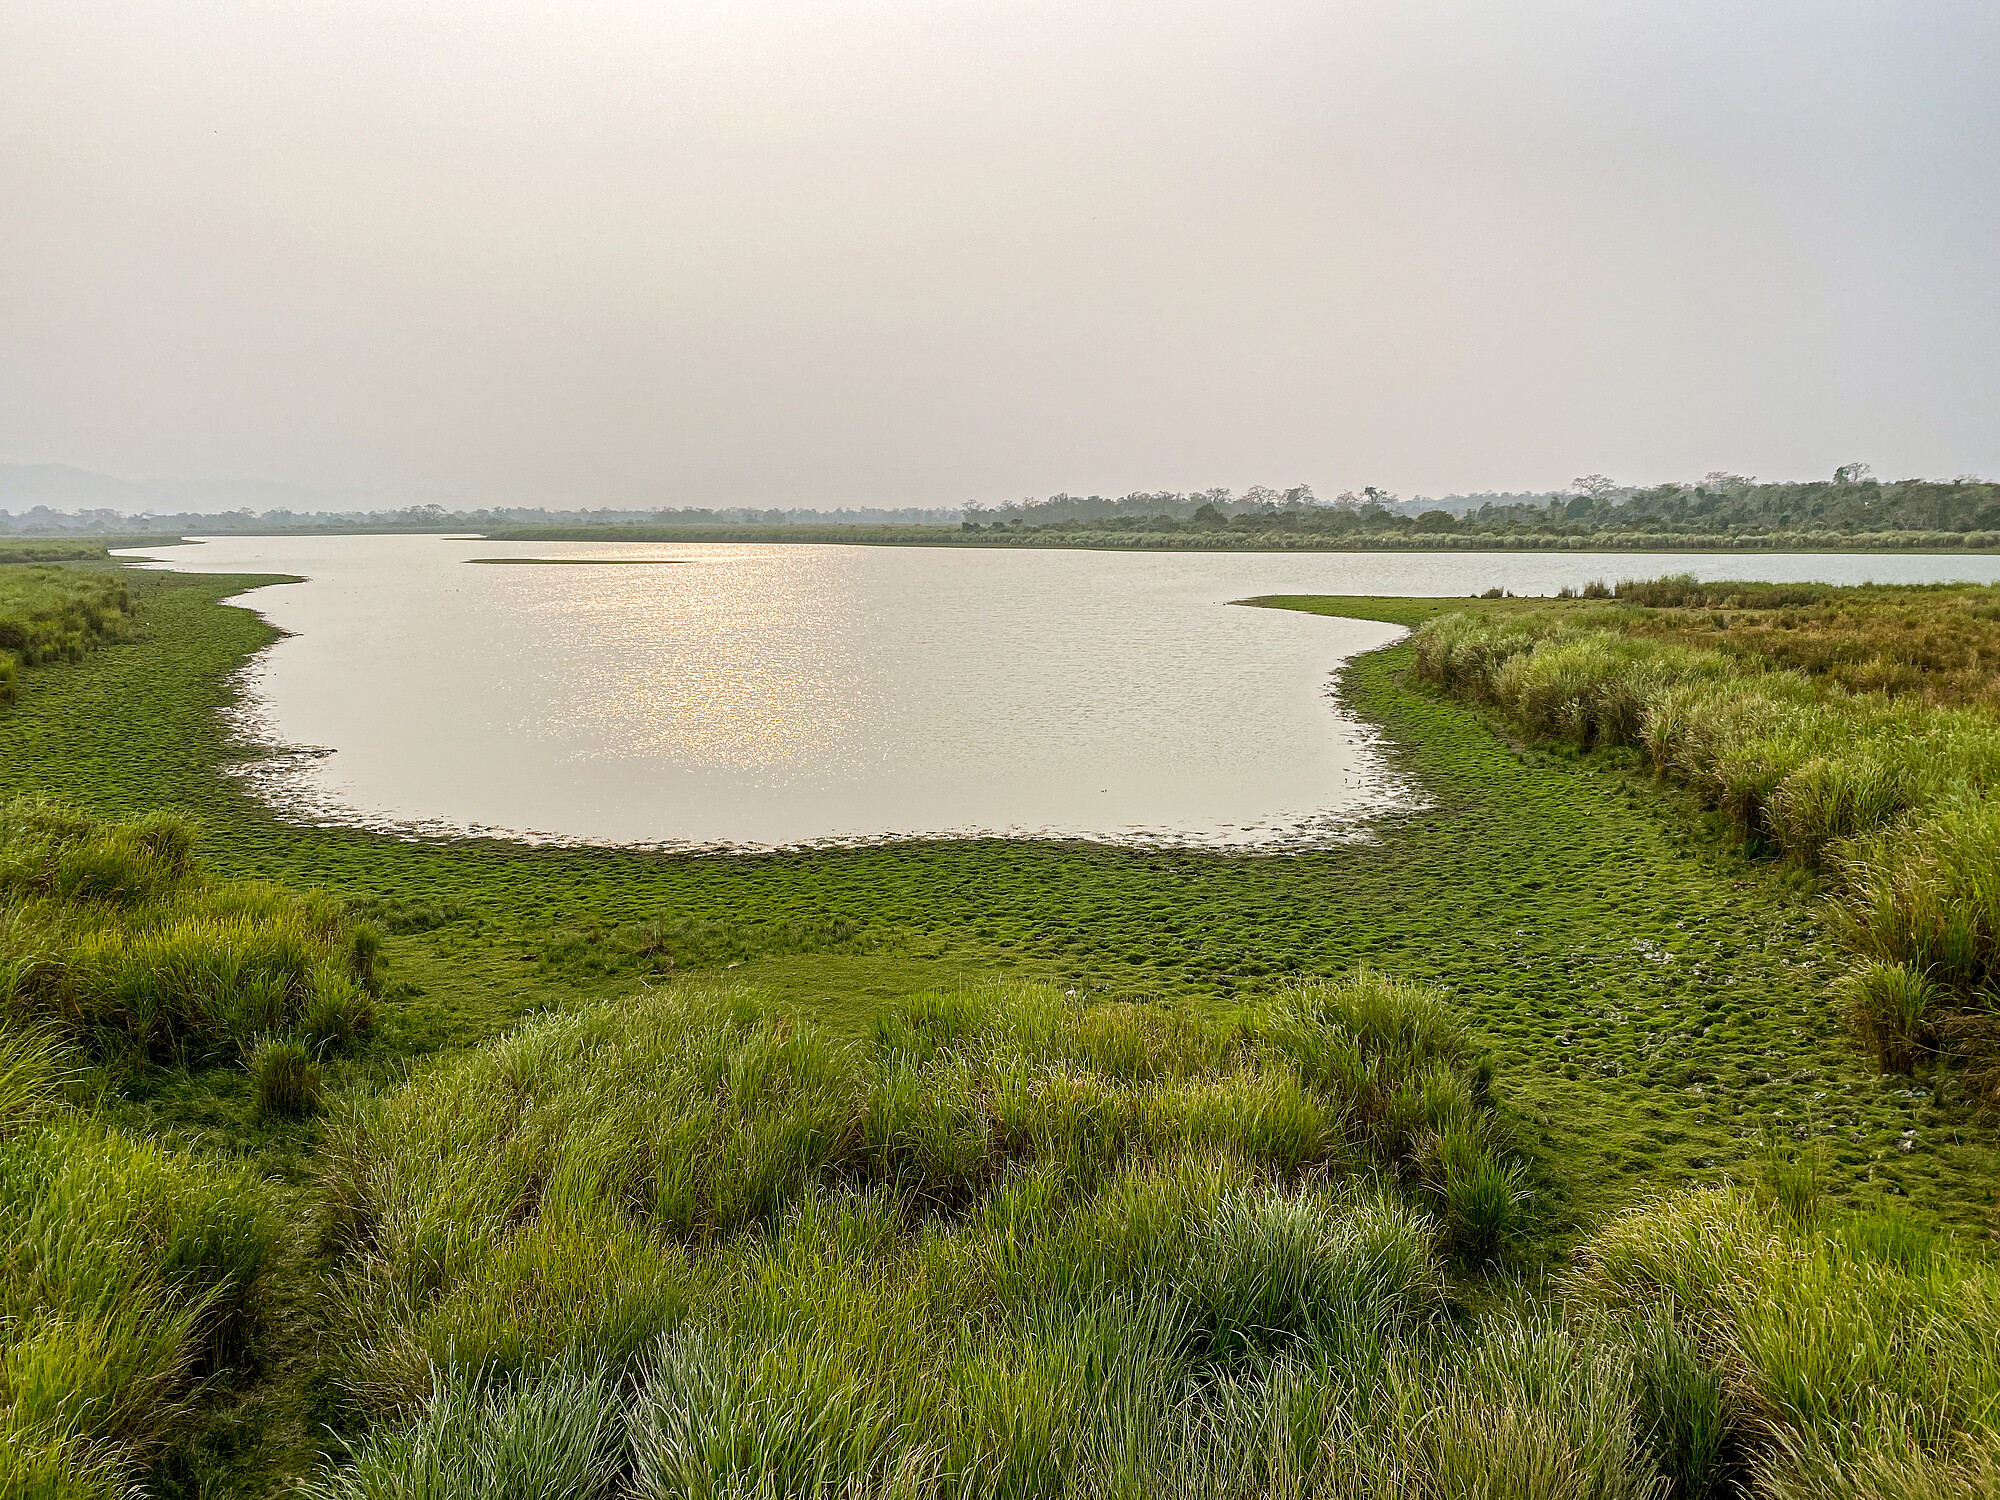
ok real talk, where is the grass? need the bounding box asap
[1575,1186,2000,1495]
[1389,577,2000,1112]
[0,799,378,1068]
[1,565,1998,1495]
[0,1055,277,1498]
[0,562,135,700]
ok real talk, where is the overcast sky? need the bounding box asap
[4,1,1997,509]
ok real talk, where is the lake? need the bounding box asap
[120,537,2000,850]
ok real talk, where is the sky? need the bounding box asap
[3,1,1997,511]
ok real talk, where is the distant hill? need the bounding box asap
[0,463,167,511]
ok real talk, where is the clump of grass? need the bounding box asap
[0,798,376,1065]
[251,1036,324,1119]
[1574,1186,2000,1496]
[302,1360,627,1500]
[0,566,134,685]
[1414,582,2000,1098]
[1839,960,1939,1075]
[0,1022,65,1135]
[321,974,1511,1422]
[0,1111,275,1494]
[1625,1313,1734,1499]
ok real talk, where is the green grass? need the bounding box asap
[0,1069,277,1498]
[3,566,1999,1495]
[1392,581,2000,1114]
[0,562,136,701]
[0,798,378,1068]
[4,570,1991,1219]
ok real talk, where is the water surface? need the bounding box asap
[120,537,2000,849]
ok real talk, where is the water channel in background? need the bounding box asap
[118,537,2000,850]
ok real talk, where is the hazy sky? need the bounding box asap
[4,1,1997,509]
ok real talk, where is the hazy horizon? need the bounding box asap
[6,2,1997,511]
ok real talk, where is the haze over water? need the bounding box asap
[124,537,2000,849]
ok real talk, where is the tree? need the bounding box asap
[1572,474,1619,501]
[1835,462,1873,484]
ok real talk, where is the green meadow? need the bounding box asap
[2,561,1997,1497]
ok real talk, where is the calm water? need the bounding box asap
[120,537,2000,849]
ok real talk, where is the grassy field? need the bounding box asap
[0,560,138,702]
[1,564,1996,1495]
[1391,577,2000,1113]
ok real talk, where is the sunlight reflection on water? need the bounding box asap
[119,537,2000,850]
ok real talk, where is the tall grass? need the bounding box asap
[1412,583,2000,1099]
[0,1093,277,1497]
[1574,1187,2000,1499]
[0,798,376,1066]
[0,567,133,685]
[323,973,1514,1411]
[310,974,1562,1493]
[307,964,2000,1498]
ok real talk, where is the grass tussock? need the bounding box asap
[1574,1185,2000,1499]
[1413,580,2000,1102]
[0,797,378,1066]
[313,958,1579,1500]
[0,1063,277,1497]
[321,972,1516,1416]
[318,995,1982,1500]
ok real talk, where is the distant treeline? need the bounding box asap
[7,470,1998,542]
[0,502,967,537]
[974,473,2000,539]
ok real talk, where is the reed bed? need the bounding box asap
[1414,580,2000,1104]
[0,798,378,1068]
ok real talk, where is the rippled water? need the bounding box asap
[120,536,2000,849]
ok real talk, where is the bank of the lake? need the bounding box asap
[6,563,1987,1232]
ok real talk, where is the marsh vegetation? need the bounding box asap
[2,565,1998,1497]
[1412,578,2000,1106]
[0,564,134,702]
